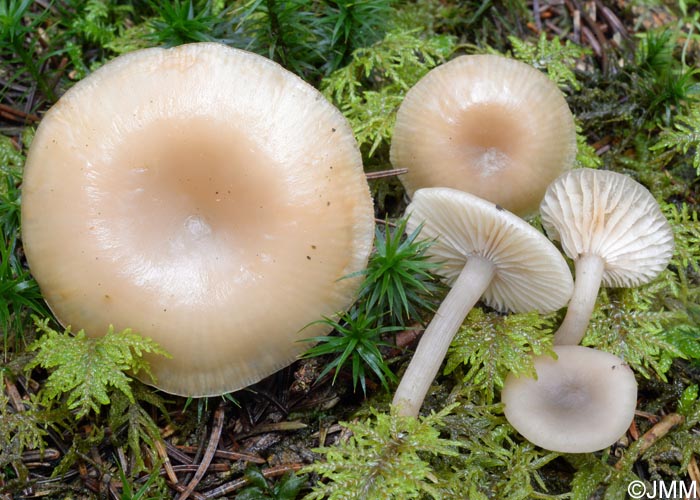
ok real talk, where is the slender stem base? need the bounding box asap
[553,254,605,346]
[392,256,495,417]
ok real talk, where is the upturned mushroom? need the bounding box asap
[390,54,577,216]
[540,168,675,346]
[502,345,638,453]
[21,43,375,397]
[392,188,573,417]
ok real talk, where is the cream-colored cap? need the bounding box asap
[21,43,375,397]
[502,345,637,453]
[540,168,674,287]
[391,54,576,216]
[405,187,573,313]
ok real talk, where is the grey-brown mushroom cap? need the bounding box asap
[391,54,577,216]
[540,168,675,288]
[405,188,573,313]
[502,346,637,453]
[21,43,375,397]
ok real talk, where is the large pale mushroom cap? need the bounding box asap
[502,345,638,453]
[540,168,674,287]
[21,43,374,397]
[405,188,573,313]
[391,54,577,216]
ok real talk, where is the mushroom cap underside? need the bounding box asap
[391,54,577,216]
[405,187,573,313]
[21,43,375,397]
[502,345,638,453]
[540,168,674,288]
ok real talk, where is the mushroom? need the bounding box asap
[392,187,573,417]
[390,54,577,216]
[502,345,638,453]
[21,43,375,397]
[540,168,675,346]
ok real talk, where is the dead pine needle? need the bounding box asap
[365,168,408,180]
[175,404,226,500]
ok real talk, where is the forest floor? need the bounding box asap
[2,0,700,498]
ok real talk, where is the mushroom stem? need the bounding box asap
[393,255,496,417]
[553,253,605,346]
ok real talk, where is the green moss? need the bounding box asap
[0,377,49,482]
[444,309,555,403]
[2,1,700,497]
[321,29,456,156]
[26,317,170,418]
[509,32,589,92]
[302,404,461,499]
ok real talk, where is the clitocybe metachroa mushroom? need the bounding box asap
[390,54,577,216]
[21,43,375,397]
[502,345,638,453]
[392,188,573,417]
[540,168,674,346]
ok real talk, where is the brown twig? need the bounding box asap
[201,463,304,499]
[581,25,602,59]
[167,442,195,465]
[47,56,68,97]
[0,103,40,123]
[109,483,121,500]
[236,421,307,440]
[628,417,640,441]
[245,387,290,417]
[374,218,397,228]
[594,0,628,41]
[4,378,25,413]
[115,447,129,476]
[566,0,608,70]
[395,325,424,349]
[176,445,266,464]
[312,423,343,446]
[532,0,543,31]
[154,439,179,485]
[21,448,61,464]
[171,482,207,500]
[572,7,581,44]
[176,404,226,500]
[634,409,661,423]
[688,455,700,500]
[616,413,685,470]
[161,464,232,475]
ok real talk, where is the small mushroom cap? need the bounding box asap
[502,345,637,453]
[391,54,577,216]
[540,168,675,288]
[21,43,374,397]
[405,188,573,313]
